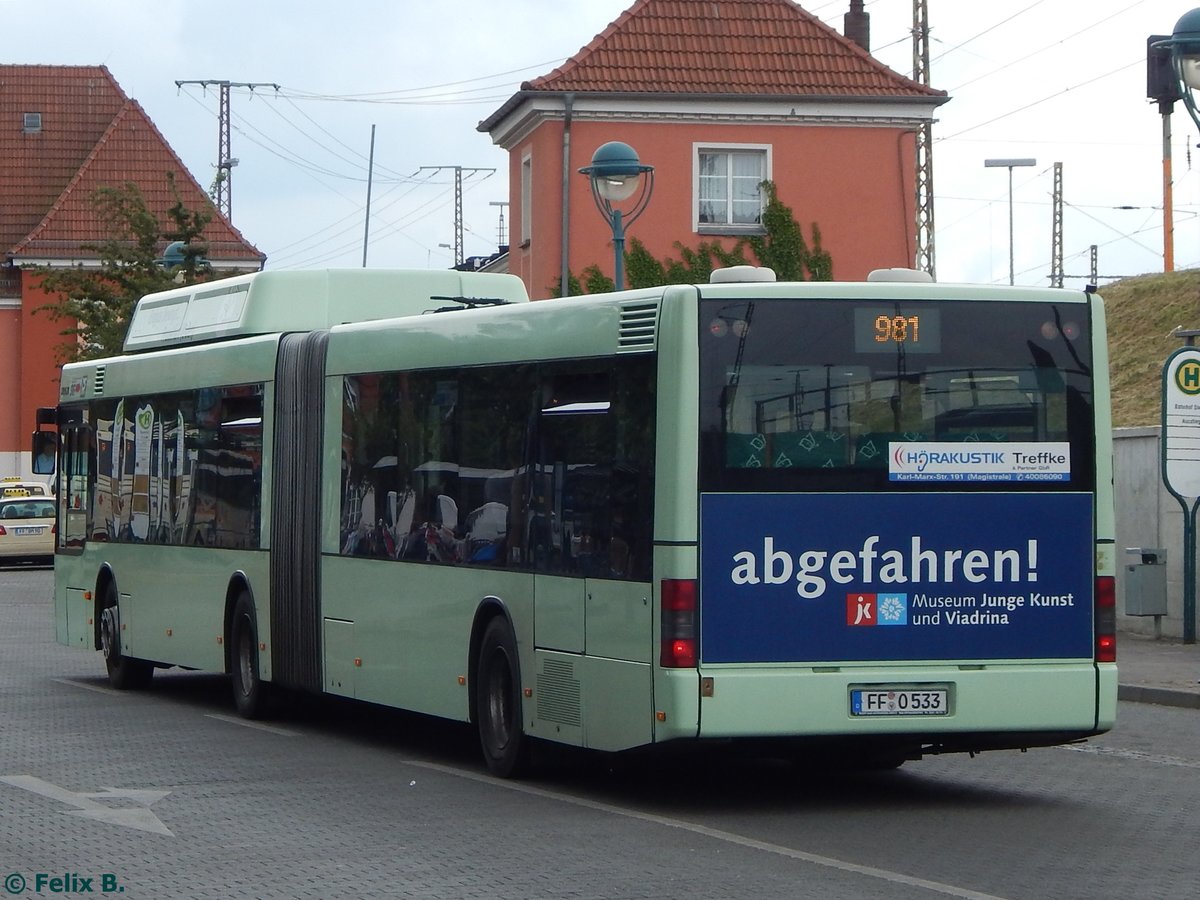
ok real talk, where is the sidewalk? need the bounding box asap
[1117,632,1200,710]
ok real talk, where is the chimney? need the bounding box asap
[844,0,870,52]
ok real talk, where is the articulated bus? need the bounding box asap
[37,266,1116,776]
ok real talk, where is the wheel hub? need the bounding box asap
[100,606,119,660]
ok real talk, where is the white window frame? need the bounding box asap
[693,143,772,234]
[519,152,533,246]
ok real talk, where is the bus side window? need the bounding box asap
[527,357,655,581]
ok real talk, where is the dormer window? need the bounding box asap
[22,112,42,133]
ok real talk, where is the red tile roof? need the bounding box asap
[525,0,944,99]
[1,65,263,265]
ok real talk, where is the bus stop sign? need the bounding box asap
[1163,347,1200,499]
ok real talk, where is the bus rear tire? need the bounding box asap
[99,584,153,690]
[230,591,270,719]
[476,617,529,778]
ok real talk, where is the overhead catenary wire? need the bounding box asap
[171,2,1185,276]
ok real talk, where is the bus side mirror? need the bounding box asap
[31,430,56,475]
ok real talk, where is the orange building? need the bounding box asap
[479,0,948,300]
[0,65,264,477]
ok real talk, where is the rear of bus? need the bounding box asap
[657,278,1116,762]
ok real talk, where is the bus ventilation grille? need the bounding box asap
[618,301,659,352]
[92,366,106,395]
[536,658,582,727]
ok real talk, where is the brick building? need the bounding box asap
[479,0,948,299]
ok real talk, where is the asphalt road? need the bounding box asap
[2,565,1195,900]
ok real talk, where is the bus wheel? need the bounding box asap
[230,591,270,719]
[476,617,529,778]
[99,584,153,690]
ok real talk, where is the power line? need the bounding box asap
[417,166,496,266]
[929,0,1050,65]
[174,80,279,222]
[944,0,1146,94]
[937,58,1141,142]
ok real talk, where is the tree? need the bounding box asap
[36,173,214,362]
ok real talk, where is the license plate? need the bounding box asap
[851,687,948,716]
[14,527,43,536]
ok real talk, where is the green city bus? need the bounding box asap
[38,266,1117,776]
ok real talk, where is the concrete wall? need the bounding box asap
[1114,426,1192,636]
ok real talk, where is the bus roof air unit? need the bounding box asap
[122,269,530,353]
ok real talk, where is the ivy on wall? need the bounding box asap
[553,180,833,296]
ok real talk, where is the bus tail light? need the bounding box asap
[660,579,697,668]
[1095,575,1116,663]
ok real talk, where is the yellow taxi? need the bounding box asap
[0,496,55,564]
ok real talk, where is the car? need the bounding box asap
[0,477,50,499]
[0,496,55,564]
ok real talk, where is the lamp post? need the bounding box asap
[1157,10,1200,131]
[579,141,654,291]
[983,158,1036,286]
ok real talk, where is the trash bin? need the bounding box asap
[1124,548,1168,616]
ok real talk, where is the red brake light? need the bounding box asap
[1095,575,1116,663]
[660,579,697,668]
[0,525,7,536]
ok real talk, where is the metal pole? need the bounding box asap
[1164,108,1175,272]
[985,159,1035,286]
[1187,504,1197,643]
[1188,333,1197,643]
[362,124,376,268]
[1007,166,1015,286]
[611,208,626,291]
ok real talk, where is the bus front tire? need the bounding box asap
[99,585,153,690]
[476,617,529,778]
[230,592,270,719]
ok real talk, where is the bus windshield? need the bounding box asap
[699,297,1095,493]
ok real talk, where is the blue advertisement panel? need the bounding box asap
[699,492,1094,663]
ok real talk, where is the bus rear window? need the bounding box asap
[698,297,1095,493]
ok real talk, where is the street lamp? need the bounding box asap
[983,158,1037,286]
[1156,10,1200,133]
[579,141,654,291]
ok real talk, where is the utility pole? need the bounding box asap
[912,0,936,278]
[363,125,376,267]
[175,79,280,222]
[1050,162,1064,288]
[489,201,510,250]
[418,165,496,267]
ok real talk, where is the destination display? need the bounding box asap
[854,306,942,354]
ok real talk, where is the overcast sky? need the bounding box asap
[10,0,1197,287]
